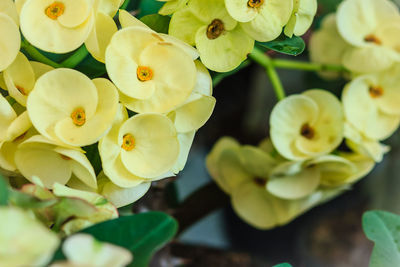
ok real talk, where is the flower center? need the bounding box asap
[247,0,264,8]
[122,134,135,151]
[300,123,315,140]
[206,19,225,40]
[15,85,28,96]
[364,34,382,45]
[369,86,384,98]
[71,108,86,126]
[45,2,65,20]
[253,177,267,187]
[137,66,153,82]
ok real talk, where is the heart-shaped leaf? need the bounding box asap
[363,210,400,267]
[256,35,305,56]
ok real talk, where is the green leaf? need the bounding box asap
[140,14,171,34]
[363,210,400,267]
[273,263,293,267]
[256,35,305,56]
[82,144,102,175]
[138,0,164,18]
[52,212,178,267]
[0,175,8,206]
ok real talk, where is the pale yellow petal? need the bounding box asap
[0,14,20,72]
[171,131,195,174]
[0,0,19,25]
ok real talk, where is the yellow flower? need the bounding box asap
[158,0,188,15]
[20,0,95,53]
[342,69,400,140]
[206,137,347,229]
[224,0,293,42]
[106,25,197,113]
[15,135,97,189]
[270,89,344,160]
[0,207,59,266]
[337,0,400,73]
[51,234,132,267]
[27,68,119,147]
[284,0,317,37]
[169,0,254,72]
[3,53,54,106]
[0,0,20,72]
[309,14,350,79]
[99,105,179,188]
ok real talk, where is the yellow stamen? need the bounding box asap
[122,134,135,151]
[247,0,264,8]
[369,86,384,98]
[71,108,86,126]
[364,34,382,45]
[45,2,65,20]
[137,66,153,82]
[300,123,315,140]
[206,19,225,40]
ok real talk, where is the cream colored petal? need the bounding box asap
[238,145,275,178]
[267,166,320,200]
[342,46,396,74]
[339,152,375,184]
[284,0,317,37]
[4,52,35,106]
[270,95,318,160]
[373,69,400,116]
[193,60,212,95]
[337,0,399,47]
[98,172,151,208]
[97,0,121,17]
[54,78,118,147]
[195,25,254,72]
[119,114,179,178]
[6,111,32,141]
[62,234,133,266]
[342,76,400,140]
[15,0,27,15]
[295,90,344,157]
[124,42,197,113]
[189,0,237,30]
[57,0,92,28]
[0,14,20,72]
[30,61,55,80]
[171,131,195,174]
[119,9,149,29]
[0,94,17,140]
[170,93,215,133]
[241,0,293,42]
[159,0,188,15]
[169,7,205,46]
[224,0,258,22]
[20,0,94,53]
[15,138,72,188]
[0,0,19,25]
[159,33,200,60]
[54,147,97,189]
[85,11,118,63]
[27,68,98,143]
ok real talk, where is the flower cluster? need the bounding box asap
[165,0,317,72]
[310,0,400,75]
[0,1,215,212]
[207,89,378,229]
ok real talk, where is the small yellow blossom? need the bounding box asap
[270,89,344,160]
[0,207,59,266]
[0,0,20,72]
[15,135,97,189]
[284,0,317,37]
[27,68,119,147]
[51,234,132,267]
[20,0,95,53]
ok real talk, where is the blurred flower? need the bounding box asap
[0,0,20,72]
[342,67,400,140]
[19,0,95,53]
[27,68,119,147]
[51,234,132,267]
[99,105,179,188]
[15,135,97,189]
[337,0,400,73]
[270,89,344,161]
[284,0,317,37]
[169,0,254,72]
[158,0,188,15]
[0,206,59,266]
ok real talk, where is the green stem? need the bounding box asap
[60,45,89,69]
[249,48,286,101]
[272,58,346,72]
[120,0,131,10]
[20,40,61,68]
